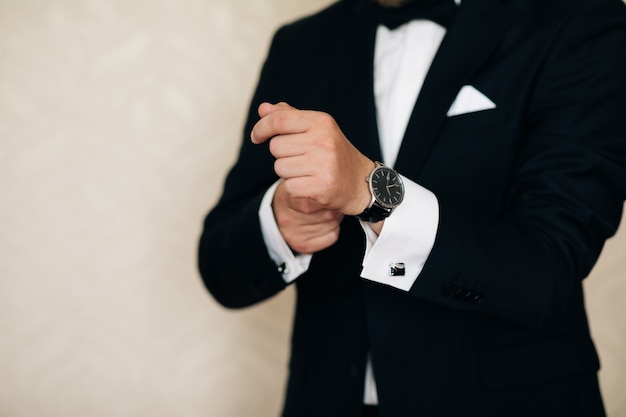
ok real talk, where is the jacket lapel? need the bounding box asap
[331,2,383,162]
[394,0,517,178]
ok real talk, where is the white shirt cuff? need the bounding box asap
[259,181,313,284]
[359,175,439,291]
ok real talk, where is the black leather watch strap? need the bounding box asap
[355,203,391,223]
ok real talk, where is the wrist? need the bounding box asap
[355,159,377,214]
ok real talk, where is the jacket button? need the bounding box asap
[452,288,466,301]
[462,290,475,303]
[471,293,484,304]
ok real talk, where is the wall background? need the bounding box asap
[0,1,624,416]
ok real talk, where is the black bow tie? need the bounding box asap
[372,0,458,30]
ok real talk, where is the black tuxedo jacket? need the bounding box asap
[198,0,626,415]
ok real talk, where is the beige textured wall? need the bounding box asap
[0,1,624,416]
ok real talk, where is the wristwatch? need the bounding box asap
[356,162,405,223]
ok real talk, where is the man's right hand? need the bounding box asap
[273,180,344,255]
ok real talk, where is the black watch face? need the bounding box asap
[371,167,404,208]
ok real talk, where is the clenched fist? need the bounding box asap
[251,102,376,253]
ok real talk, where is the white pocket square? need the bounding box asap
[447,85,496,117]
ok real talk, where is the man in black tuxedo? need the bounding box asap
[198,0,626,415]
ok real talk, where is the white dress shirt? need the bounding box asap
[258,12,454,406]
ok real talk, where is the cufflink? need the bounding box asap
[389,262,405,277]
[277,263,289,275]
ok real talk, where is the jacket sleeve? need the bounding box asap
[411,1,626,329]
[197,28,292,309]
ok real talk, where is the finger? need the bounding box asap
[293,210,344,227]
[268,133,310,159]
[251,108,310,145]
[274,155,312,180]
[288,197,322,213]
[282,176,332,206]
[290,227,341,255]
[298,223,342,242]
[258,102,294,118]
[285,212,344,232]
[276,201,342,230]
